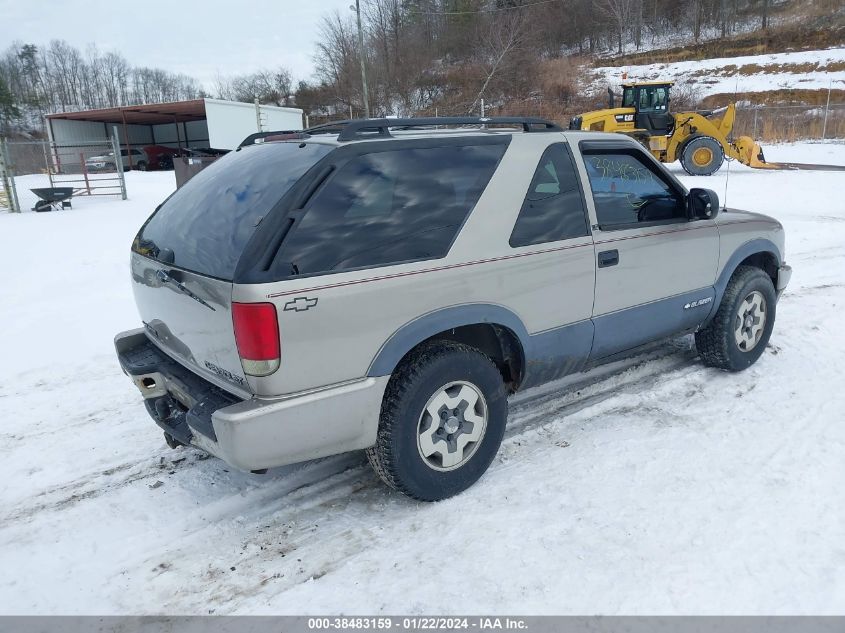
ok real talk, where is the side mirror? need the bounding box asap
[687,188,720,220]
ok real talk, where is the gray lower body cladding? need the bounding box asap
[115,329,389,471]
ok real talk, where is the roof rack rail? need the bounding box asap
[303,121,352,136]
[238,129,308,148]
[238,116,563,147]
[312,116,562,142]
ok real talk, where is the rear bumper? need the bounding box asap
[776,263,792,299]
[115,329,387,471]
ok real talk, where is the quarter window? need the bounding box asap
[509,144,589,247]
[277,143,506,275]
[583,151,685,229]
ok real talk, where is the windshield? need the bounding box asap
[133,141,331,280]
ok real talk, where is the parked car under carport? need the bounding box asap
[85,148,148,172]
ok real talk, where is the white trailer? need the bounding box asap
[47,98,304,156]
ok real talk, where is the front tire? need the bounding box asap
[367,341,508,501]
[695,266,776,371]
[680,136,725,176]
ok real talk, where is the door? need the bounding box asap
[506,141,597,384]
[635,85,673,134]
[578,143,719,359]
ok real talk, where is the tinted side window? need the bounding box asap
[510,144,589,247]
[277,143,505,275]
[583,152,684,228]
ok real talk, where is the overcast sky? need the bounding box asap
[0,0,353,88]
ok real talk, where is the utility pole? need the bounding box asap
[353,0,370,119]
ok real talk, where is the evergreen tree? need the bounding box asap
[0,75,20,134]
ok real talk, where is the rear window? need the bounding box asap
[133,142,331,279]
[275,143,506,276]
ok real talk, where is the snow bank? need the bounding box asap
[588,47,845,96]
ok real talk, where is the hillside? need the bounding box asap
[600,13,845,64]
[586,47,845,98]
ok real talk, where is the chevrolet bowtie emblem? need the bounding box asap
[284,296,318,312]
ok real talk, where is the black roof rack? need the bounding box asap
[329,116,562,142]
[239,116,562,147]
[238,129,308,148]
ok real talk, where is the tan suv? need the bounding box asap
[115,117,792,501]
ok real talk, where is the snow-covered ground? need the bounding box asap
[588,47,845,96]
[1,143,844,615]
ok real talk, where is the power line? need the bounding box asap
[413,0,564,16]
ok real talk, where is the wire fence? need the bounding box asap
[0,138,21,213]
[478,100,845,143]
[0,135,127,212]
[732,103,845,143]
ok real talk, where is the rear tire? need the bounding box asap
[367,341,508,501]
[680,136,725,176]
[695,266,776,371]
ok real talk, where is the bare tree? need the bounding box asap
[596,0,636,53]
[216,68,294,106]
[468,10,529,114]
[314,11,362,111]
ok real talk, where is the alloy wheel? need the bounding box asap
[416,381,488,471]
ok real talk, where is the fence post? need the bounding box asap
[752,107,758,139]
[0,138,21,213]
[112,126,127,201]
[80,152,91,195]
[42,141,55,188]
[821,81,832,141]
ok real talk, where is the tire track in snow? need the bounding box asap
[120,343,705,612]
[2,340,696,528]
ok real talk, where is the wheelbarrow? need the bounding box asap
[30,187,74,212]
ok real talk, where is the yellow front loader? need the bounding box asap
[570,81,771,175]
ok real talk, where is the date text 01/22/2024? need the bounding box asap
[306,617,529,630]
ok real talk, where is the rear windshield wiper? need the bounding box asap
[156,269,216,311]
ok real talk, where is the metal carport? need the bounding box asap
[46,99,304,168]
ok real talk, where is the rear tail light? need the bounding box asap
[232,302,280,377]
